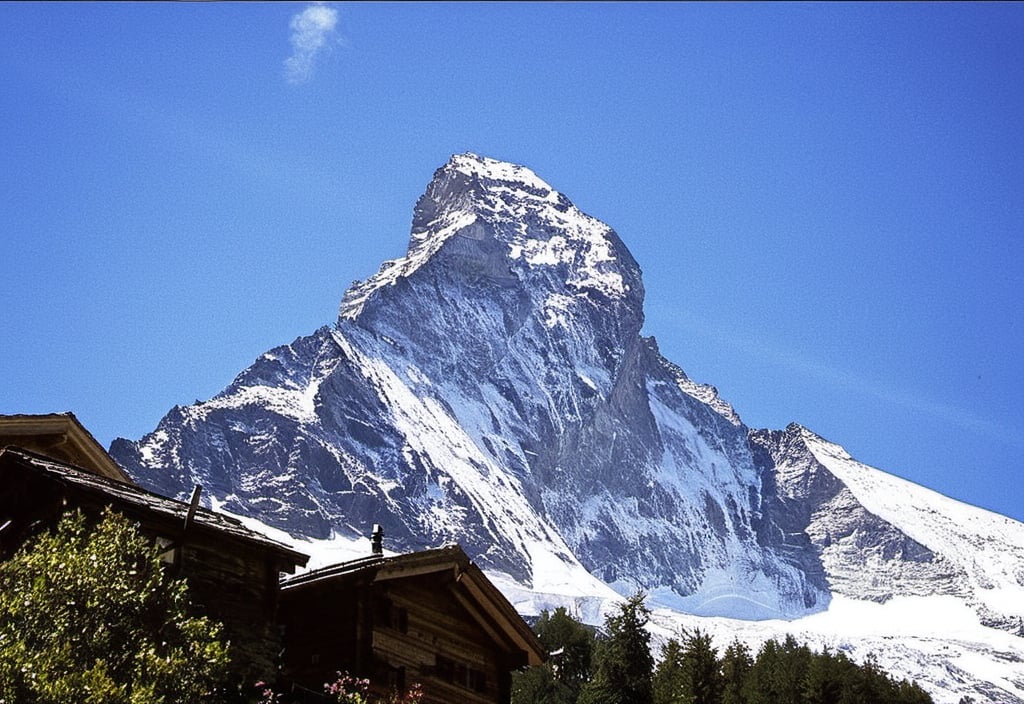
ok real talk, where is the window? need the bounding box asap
[155,536,178,565]
[434,656,486,693]
[374,596,408,634]
[386,665,406,692]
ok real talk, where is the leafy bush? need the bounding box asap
[0,508,231,704]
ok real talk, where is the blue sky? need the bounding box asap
[2,3,1022,523]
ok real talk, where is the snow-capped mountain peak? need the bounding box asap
[340,154,640,322]
[113,155,1024,703]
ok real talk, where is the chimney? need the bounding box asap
[183,485,202,533]
[371,524,384,555]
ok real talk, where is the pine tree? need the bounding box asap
[512,665,575,704]
[744,639,782,704]
[512,607,594,704]
[579,593,654,704]
[652,638,687,704]
[801,646,842,704]
[720,640,752,704]
[539,607,596,698]
[776,635,811,704]
[895,679,933,704]
[681,629,721,704]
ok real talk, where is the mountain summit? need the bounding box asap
[112,155,1024,702]
[343,153,640,320]
[118,152,815,618]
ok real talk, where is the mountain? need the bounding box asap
[111,154,1024,702]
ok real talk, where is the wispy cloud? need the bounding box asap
[284,3,339,85]
[765,343,1021,447]
[664,311,1023,449]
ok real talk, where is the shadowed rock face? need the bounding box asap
[111,154,1021,630]
[750,425,965,603]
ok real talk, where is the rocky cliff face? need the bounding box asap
[111,154,1024,699]
[113,154,826,618]
[752,425,967,604]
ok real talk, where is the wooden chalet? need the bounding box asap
[2,414,547,700]
[0,442,309,685]
[279,542,545,704]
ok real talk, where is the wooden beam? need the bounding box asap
[183,485,202,533]
[448,581,518,654]
[457,571,543,666]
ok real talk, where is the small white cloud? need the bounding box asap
[284,3,339,85]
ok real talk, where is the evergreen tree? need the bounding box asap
[681,629,722,704]
[579,593,654,704]
[512,607,594,704]
[720,640,752,704]
[539,607,595,698]
[654,629,722,704]
[652,638,687,704]
[776,635,811,704]
[837,652,880,704]
[0,508,230,704]
[512,665,575,704]
[801,646,843,704]
[895,679,933,704]
[743,639,782,704]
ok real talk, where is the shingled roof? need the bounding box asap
[282,543,544,666]
[0,412,131,482]
[0,446,308,570]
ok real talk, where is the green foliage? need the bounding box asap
[720,640,752,704]
[0,509,230,704]
[512,599,933,704]
[776,635,812,704]
[512,607,596,704]
[653,629,721,704]
[651,631,933,704]
[512,666,576,704]
[538,607,596,696]
[801,647,844,704]
[579,593,654,704]
[652,638,688,704]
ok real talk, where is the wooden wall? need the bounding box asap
[178,541,285,686]
[281,572,519,704]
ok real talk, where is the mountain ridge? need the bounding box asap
[111,153,1024,702]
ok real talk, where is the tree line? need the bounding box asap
[512,594,933,704]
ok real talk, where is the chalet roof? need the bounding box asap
[282,544,545,666]
[282,544,471,585]
[0,412,131,483]
[0,447,309,571]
